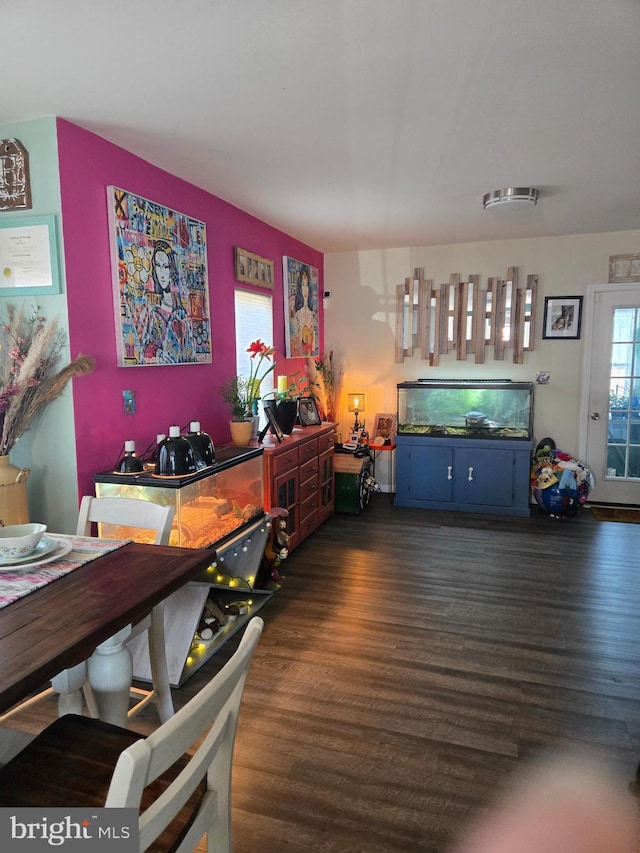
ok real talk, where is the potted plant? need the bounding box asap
[0,303,94,524]
[220,376,254,445]
[263,370,319,435]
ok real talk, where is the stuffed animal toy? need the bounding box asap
[255,508,290,591]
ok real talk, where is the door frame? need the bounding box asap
[578,282,640,462]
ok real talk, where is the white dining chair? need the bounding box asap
[76,495,177,722]
[0,495,176,725]
[0,617,264,853]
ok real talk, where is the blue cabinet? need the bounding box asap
[395,436,532,517]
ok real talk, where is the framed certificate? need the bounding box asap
[0,215,60,296]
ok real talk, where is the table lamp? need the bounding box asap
[347,393,365,431]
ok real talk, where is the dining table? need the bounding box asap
[0,533,216,728]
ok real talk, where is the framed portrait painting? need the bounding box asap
[108,186,212,366]
[542,296,583,340]
[283,255,319,358]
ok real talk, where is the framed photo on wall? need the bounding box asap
[283,255,319,358]
[234,246,274,289]
[542,296,583,340]
[107,186,212,366]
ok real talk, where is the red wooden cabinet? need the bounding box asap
[262,423,336,551]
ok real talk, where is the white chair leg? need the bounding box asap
[146,603,174,723]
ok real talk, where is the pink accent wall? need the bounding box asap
[56,119,323,500]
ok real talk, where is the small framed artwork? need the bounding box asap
[0,214,60,296]
[234,247,274,289]
[542,296,583,340]
[372,413,398,443]
[263,405,284,442]
[298,397,322,427]
[609,254,640,283]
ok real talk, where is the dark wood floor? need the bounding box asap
[9,497,640,851]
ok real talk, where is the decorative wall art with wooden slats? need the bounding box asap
[395,266,538,365]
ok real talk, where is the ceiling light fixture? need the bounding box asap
[482,187,539,209]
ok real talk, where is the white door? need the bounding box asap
[583,285,640,505]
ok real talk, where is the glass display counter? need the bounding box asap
[94,445,264,548]
[95,445,271,684]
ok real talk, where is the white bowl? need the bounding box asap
[0,523,47,560]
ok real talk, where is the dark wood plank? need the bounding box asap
[7,500,640,852]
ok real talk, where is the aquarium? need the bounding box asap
[397,379,533,440]
[94,446,264,548]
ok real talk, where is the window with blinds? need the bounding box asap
[234,289,274,404]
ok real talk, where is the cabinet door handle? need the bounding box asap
[447,465,453,480]
[468,466,474,481]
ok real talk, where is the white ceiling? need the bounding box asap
[4,0,640,253]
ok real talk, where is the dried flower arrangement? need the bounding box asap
[310,351,341,421]
[0,304,94,456]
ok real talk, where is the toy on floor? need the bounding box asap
[531,439,594,519]
[255,507,290,591]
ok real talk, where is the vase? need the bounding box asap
[229,420,254,446]
[0,454,30,526]
[264,399,298,436]
[276,400,299,435]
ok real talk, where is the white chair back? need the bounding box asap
[106,616,264,853]
[76,495,174,545]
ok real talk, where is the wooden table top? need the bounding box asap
[0,542,214,714]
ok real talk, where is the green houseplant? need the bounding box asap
[221,340,276,445]
[220,376,255,445]
[262,369,319,435]
[220,376,252,422]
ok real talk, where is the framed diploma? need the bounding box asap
[0,215,60,296]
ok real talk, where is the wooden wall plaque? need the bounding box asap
[0,139,32,211]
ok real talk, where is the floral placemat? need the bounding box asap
[0,535,131,610]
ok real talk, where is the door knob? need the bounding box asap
[590,412,600,420]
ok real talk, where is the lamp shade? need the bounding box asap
[347,393,365,412]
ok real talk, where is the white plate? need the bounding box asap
[0,536,58,566]
[0,538,73,570]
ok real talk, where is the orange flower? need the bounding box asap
[245,340,276,404]
[247,339,275,360]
